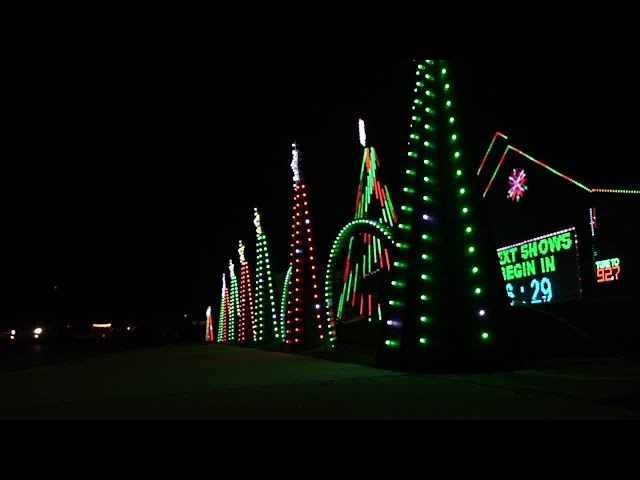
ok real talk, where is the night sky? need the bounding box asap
[2,58,638,323]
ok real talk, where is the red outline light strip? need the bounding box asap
[483,146,510,198]
[483,146,591,198]
[481,133,640,196]
[510,146,590,191]
[478,131,508,176]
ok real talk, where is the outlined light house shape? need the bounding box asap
[284,142,327,351]
[377,60,513,372]
[335,119,398,324]
[217,273,229,343]
[237,240,256,344]
[253,207,280,345]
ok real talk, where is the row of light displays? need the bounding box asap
[253,208,281,344]
[379,60,511,371]
[237,240,256,343]
[213,217,277,345]
[284,143,328,350]
[496,227,582,305]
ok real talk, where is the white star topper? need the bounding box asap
[291,142,300,184]
[358,118,366,147]
[238,240,246,263]
[253,207,262,235]
[228,260,235,277]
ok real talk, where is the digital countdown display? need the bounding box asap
[496,227,581,306]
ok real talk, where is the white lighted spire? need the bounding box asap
[358,118,367,147]
[228,260,236,278]
[238,240,246,263]
[206,305,211,319]
[291,142,300,184]
[222,273,226,291]
[253,207,263,235]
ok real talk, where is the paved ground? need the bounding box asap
[2,343,640,419]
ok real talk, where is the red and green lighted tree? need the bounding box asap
[205,305,214,342]
[217,273,229,343]
[284,142,327,351]
[378,60,512,372]
[335,119,398,324]
[237,240,256,344]
[354,119,397,227]
[253,208,281,345]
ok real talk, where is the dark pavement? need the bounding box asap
[2,343,640,419]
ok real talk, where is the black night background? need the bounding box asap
[2,58,638,330]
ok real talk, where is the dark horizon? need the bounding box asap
[2,58,639,323]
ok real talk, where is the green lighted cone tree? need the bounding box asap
[377,60,513,372]
[228,259,240,343]
[217,273,229,343]
[253,207,281,345]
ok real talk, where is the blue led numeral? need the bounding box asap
[507,277,553,306]
[540,277,553,302]
[530,277,553,304]
[530,279,541,304]
[506,283,516,306]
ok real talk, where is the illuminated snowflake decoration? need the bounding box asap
[508,168,528,202]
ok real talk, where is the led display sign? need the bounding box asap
[496,227,581,305]
[596,257,621,284]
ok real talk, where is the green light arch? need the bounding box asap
[324,219,394,344]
